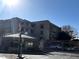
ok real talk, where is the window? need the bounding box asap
[26,28,28,31]
[27,42,33,47]
[31,23,35,27]
[40,37,43,40]
[40,25,44,29]
[40,31,44,35]
[30,29,34,33]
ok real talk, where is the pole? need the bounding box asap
[17,23,25,59]
[17,33,24,59]
[17,33,22,58]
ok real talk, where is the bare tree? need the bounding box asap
[61,25,78,39]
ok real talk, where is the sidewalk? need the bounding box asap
[47,52,79,57]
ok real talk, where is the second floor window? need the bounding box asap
[40,25,44,29]
[31,23,35,27]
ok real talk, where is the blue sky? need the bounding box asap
[0,0,79,33]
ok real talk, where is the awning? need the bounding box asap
[4,33,35,39]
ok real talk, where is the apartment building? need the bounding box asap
[27,20,60,49]
[0,17,61,51]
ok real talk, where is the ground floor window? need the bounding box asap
[25,42,33,47]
